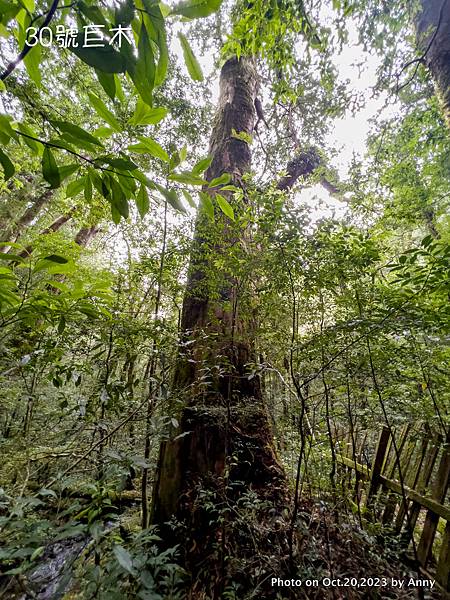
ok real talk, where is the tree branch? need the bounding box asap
[0,0,60,82]
[276,147,342,196]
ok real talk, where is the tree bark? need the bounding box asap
[151,57,291,597]
[416,0,450,129]
[18,208,75,258]
[0,189,53,253]
[74,225,100,247]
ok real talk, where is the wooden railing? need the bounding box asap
[336,424,449,592]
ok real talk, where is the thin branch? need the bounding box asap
[15,129,140,182]
[0,0,60,82]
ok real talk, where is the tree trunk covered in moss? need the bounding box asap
[416,0,450,129]
[151,57,291,597]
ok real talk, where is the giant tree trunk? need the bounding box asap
[151,57,291,598]
[416,0,450,129]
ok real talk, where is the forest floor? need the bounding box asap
[2,495,445,600]
[290,498,444,600]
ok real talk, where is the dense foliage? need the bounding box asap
[0,0,448,598]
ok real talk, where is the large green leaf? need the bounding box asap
[171,0,223,18]
[0,114,15,145]
[66,177,86,198]
[77,0,109,27]
[84,173,93,201]
[168,172,207,185]
[136,184,150,218]
[113,545,135,574]
[199,191,214,219]
[23,42,41,85]
[193,156,212,174]
[140,0,168,85]
[58,164,79,181]
[178,33,203,82]
[16,123,41,154]
[215,193,234,220]
[88,93,121,131]
[101,156,138,171]
[43,254,69,264]
[42,147,61,189]
[69,34,127,73]
[209,172,231,187]
[109,175,129,219]
[96,70,116,101]
[128,136,169,162]
[129,101,168,126]
[155,183,186,213]
[0,148,14,180]
[52,121,103,148]
[128,22,155,106]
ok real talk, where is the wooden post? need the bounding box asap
[382,424,412,525]
[436,520,450,591]
[366,426,390,513]
[416,443,450,568]
[400,435,440,539]
[395,435,429,533]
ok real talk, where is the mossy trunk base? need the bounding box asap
[151,403,293,599]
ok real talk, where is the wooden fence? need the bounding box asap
[335,424,450,592]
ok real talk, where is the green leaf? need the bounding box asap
[182,189,197,208]
[58,164,79,182]
[110,176,129,219]
[77,0,109,26]
[88,93,121,131]
[52,120,104,148]
[16,123,41,154]
[140,0,168,86]
[84,173,93,201]
[0,253,25,263]
[93,126,115,138]
[42,147,61,189]
[129,22,155,106]
[57,316,66,334]
[111,204,121,224]
[136,184,150,218]
[192,156,212,174]
[171,0,223,18]
[0,114,15,145]
[98,155,138,171]
[0,147,14,180]
[43,255,69,264]
[215,194,234,220]
[117,172,137,197]
[168,171,207,185]
[128,136,169,162]
[199,191,214,219]
[208,172,231,187]
[178,33,203,81]
[66,177,86,198]
[23,42,41,85]
[96,69,116,101]
[113,545,135,574]
[30,546,45,562]
[19,0,34,12]
[155,184,186,213]
[69,34,126,73]
[115,0,135,25]
[129,101,168,126]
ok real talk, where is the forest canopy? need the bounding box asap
[0,0,449,598]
